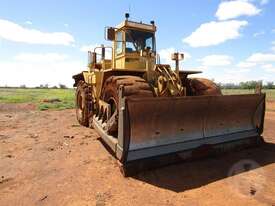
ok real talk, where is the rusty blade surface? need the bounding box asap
[123,94,265,161]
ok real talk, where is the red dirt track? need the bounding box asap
[1,102,275,206]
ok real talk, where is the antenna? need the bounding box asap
[128,4,131,13]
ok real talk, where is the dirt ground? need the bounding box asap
[1,102,275,206]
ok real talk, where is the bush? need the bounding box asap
[219,81,266,89]
[264,82,274,89]
[39,84,49,89]
[239,81,262,89]
[59,84,68,89]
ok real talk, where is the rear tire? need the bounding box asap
[75,81,91,127]
[189,78,222,96]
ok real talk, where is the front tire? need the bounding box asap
[189,78,222,96]
[101,76,154,135]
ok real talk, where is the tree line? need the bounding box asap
[218,81,275,89]
[1,81,275,90]
[1,84,68,89]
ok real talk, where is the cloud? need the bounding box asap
[215,0,261,21]
[272,41,275,52]
[237,61,257,68]
[213,67,251,84]
[199,55,233,67]
[246,53,275,62]
[226,68,251,74]
[261,64,275,72]
[80,44,112,59]
[14,53,68,62]
[25,21,32,25]
[266,68,275,73]
[158,48,175,64]
[183,20,247,47]
[0,19,74,45]
[80,44,99,52]
[253,31,265,37]
[0,54,83,87]
[158,47,191,65]
[260,0,269,5]
[261,64,273,69]
[236,52,275,70]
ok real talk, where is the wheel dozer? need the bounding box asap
[73,14,265,176]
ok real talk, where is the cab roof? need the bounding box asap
[116,20,157,32]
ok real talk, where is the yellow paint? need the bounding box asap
[78,18,185,100]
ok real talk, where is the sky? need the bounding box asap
[0,0,275,87]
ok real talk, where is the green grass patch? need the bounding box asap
[1,88,274,111]
[0,88,75,110]
[222,89,275,101]
[38,101,75,111]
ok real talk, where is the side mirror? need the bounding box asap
[105,27,115,41]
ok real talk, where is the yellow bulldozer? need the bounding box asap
[73,14,265,176]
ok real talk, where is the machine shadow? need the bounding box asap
[132,141,275,193]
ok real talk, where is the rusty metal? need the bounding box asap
[154,64,184,96]
[91,90,265,169]
[122,93,265,162]
[119,136,264,176]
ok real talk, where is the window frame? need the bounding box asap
[115,31,123,55]
[125,29,156,53]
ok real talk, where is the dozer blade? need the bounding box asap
[93,91,265,176]
[120,94,265,164]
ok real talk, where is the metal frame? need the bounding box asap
[91,85,127,161]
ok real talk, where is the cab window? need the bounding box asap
[116,31,123,54]
[125,30,155,53]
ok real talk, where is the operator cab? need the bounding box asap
[107,14,157,70]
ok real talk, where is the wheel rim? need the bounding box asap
[77,91,84,120]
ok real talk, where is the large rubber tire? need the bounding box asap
[101,76,154,134]
[189,78,222,96]
[75,81,91,127]
[102,75,153,100]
